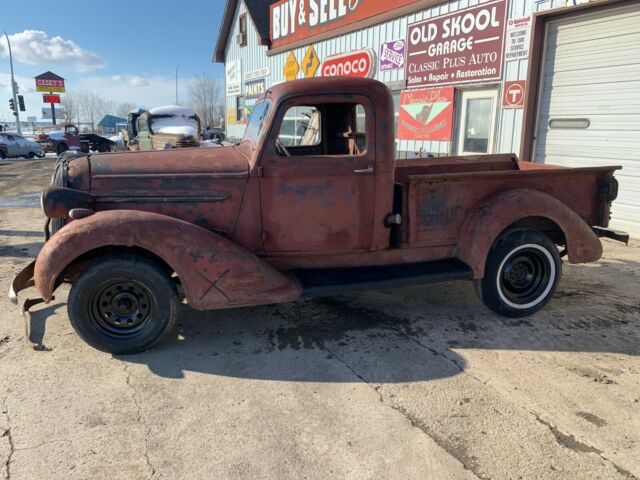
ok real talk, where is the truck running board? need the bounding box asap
[292,259,473,298]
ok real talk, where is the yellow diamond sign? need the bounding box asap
[301,46,320,78]
[284,52,300,81]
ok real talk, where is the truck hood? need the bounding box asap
[88,146,248,196]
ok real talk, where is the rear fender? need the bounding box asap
[35,210,300,309]
[457,189,602,279]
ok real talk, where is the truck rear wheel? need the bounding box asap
[68,253,178,354]
[474,229,561,317]
[57,143,68,156]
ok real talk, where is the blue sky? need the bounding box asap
[1,0,225,121]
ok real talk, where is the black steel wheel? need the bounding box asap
[68,253,178,354]
[474,228,561,317]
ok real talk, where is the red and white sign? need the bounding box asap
[502,80,526,108]
[505,16,532,61]
[321,49,375,78]
[406,0,508,88]
[398,87,454,141]
[270,0,419,49]
[43,94,61,104]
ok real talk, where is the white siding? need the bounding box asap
[535,3,640,235]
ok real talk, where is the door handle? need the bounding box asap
[353,164,374,174]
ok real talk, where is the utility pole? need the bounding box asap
[4,31,21,134]
[175,64,180,105]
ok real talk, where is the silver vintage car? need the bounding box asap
[0,132,45,159]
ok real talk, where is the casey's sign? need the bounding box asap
[270,0,417,49]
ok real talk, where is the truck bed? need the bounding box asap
[394,154,620,247]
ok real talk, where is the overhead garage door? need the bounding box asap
[535,3,640,236]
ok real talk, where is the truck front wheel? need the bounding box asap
[474,229,561,318]
[68,253,179,354]
[56,143,68,156]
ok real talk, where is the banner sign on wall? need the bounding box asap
[226,59,242,96]
[406,0,508,88]
[397,87,454,141]
[380,39,406,71]
[505,16,531,61]
[270,0,420,49]
[321,49,375,78]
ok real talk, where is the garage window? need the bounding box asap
[456,88,499,155]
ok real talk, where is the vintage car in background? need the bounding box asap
[0,132,45,159]
[135,105,201,150]
[36,124,114,156]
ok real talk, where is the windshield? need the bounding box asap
[243,101,270,145]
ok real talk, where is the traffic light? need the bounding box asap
[18,95,25,112]
[9,98,15,111]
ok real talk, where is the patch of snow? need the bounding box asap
[199,140,222,148]
[151,118,198,136]
[149,105,196,117]
[109,133,124,146]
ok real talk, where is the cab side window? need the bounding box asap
[276,102,367,156]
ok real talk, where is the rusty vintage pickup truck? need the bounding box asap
[10,77,627,354]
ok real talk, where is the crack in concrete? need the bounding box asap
[2,398,14,480]
[533,414,636,479]
[122,363,155,479]
[315,338,482,480]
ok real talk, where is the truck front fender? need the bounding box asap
[457,189,602,279]
[34,210,300,309]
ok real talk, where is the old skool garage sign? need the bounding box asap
[406,0,507,87]
[321,49,375,78]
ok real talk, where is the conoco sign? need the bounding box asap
[406,0,507,88]
[321,49,375,78]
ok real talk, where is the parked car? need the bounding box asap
[202,127,226,142]
[10,77,627,354]
[36,124,115,156]
[136,105,201,150]
[0,132,44,159]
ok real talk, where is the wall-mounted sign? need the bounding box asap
[284,52,300,81]
[245,79,266,99]
[505,16,531,61]
[380,39,406,71]
[270,0,420,49]
[43,94,61,104]
[321,49,375,78]
[226,59,242,96]
[245,67,270,81]
[227,108,236,126]
[302,45,320,77]
[406,0,507,88]
[35,71,65,93]
[502,80,526,108]
[398,87,454,141]
[41,107,66,119]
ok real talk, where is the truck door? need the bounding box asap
[259,97,376,253]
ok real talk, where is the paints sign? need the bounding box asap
[379,39,406,71]
[397,87,454,141]
[270,0,421,49]
[245,79,266,99]
[321,49,375,78]
[406,0,508,87]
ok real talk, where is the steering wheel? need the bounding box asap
[276,138,291,157]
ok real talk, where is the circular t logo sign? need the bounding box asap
[321,49,375,78]
[503,81,526,109]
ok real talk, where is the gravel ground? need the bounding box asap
[1,157,639,480]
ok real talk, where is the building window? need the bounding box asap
[238,14,247,47]
[236,96,245,122]
[456,88,499,155]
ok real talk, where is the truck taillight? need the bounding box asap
[601,177,618,203]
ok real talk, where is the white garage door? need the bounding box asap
[535,3,640,237]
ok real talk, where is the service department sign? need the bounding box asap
[406,0,507,88]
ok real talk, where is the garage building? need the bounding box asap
[213,0,640,236]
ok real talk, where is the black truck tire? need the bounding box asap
[68,253,179,354]
[474,228,561,318]
[57,143,68,156]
